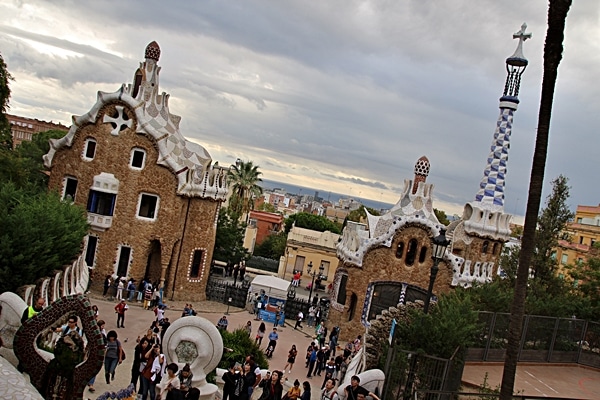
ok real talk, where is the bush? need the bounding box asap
[218,328,269,370]
[247,256,279,273]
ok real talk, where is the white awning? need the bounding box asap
[250,275,290,300]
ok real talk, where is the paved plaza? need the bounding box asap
[82,292,600,400]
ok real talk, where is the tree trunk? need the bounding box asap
[499,1,572,399]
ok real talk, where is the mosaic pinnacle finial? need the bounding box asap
[502,23,531,102]
[474,24,532,211]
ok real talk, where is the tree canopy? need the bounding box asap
[226,160,263,220]
[213,208,249,264]
[0,182,89,293]
[346,205,380,224]
[284,212,342,234]
[434,208,450,226]
[252,231,286,260]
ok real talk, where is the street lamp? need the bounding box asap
[306,261,325,304]
[423,229,451,314]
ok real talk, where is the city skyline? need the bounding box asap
[1,1,598,220]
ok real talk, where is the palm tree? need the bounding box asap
[500,1,572,399]
[227,159,263,222]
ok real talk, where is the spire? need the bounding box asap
[145,41,161,62]
[473,24,531,212]
[412,156,430,195]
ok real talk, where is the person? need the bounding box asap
[329,327,339,357]
[319,326,328,348]
[156,305,165,323]
[333,354,344,380]
[233,263,240,284]
[160,318,171,342]
[267,327,279,352]
[103,275,111,297]
[151,285,160,309]
[274,307,281,328]
[240,362,256,400]
[138,328,160,347]
[292,271,301,287]
[283,344,298,374]
[88,319,107,393]
[321,378,339,400]
[352,335,362,355]
[344,375,380,400]
[244,321,252,337]
[178,363,194,396]
[239,261,246,281]
[104,330,124,384]
[315,347,325,376]
[157,363,181,400]
[21,297,45,324]
[312,294,319,306]
[305,342,315,367]
[117,278,124,300]
[321,358,336,389]
[115,299,129,328]
[294,311,303,330]
[57,315,83,337]
[222,362,242,400]
[343,341,354,360]
[131,337,150,391]
[285,379,301,400]
[217,315,229,331]
[258,370,283,400]
[244,355,262,395]
[315,307,322,326]
[144,283,153,310]
[182,304,191,317]
[128,279,137,301]
[137,279,146,302]
[255,322,266,345]
[306,346,317,378]
[307,305,316,327]
[300,381,311,400]
[91,304,99,320]
[141,343,165,400]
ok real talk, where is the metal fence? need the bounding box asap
[466,312,600,369]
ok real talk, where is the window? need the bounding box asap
[87,190,116,216]
[395,242,404,259]
[116,246,131,277]
[190,250,204,278]
[337,274,348,305]
[137,194,159,220]
[492,242,499,255]
[579,236,584,244]
[405,239,418,266]
[418,246,427,263]
[130,148,146,169]
[84,138,97,160]
[577,218,582,223]
[63,177,78,201]
[320,261,330,278]
[561,254,568,265]
[482,241,489,254]
[85,235,98,267]
[348,293,357,322]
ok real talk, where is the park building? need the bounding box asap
[7,113,68,149]
[43,41,228,302]
[555,204,600,272]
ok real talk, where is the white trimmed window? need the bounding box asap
[137,193,159,220]
[63,176,78,201]
[83,138,97,160]
[130,148,146,170]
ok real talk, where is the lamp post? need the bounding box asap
[226,297,232,315]
[423,228,451,314]
[306,261,325,304]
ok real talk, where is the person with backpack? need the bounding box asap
[104,330,124,384]
[144,283,153,310]
[222,362,242,400]
[141,343,165,400]
[56,315,83,337]
[320,378,339,400]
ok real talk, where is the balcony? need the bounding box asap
[88,213,113,231]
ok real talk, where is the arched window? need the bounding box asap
[395,242,404,259]
[405,239,418,266]
[482,241,489,254]
[419,246,427,263]
[83,138,97,160]
[492,242,499,255]
[337,274,348,305]
[348,293,357,322]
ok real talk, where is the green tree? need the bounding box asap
[346,205,380,223]
[213,208,249,264]
[531,175,574,285]
[253,231,287,260]
[434,208,450,226]
[566,245,600,319]
[0,51,13,150]
[227,160,263,221]
[0,129,66,192]
[501,2,572,398]
[257,202,277,213]
[218,328,268,370]
[0,182,89,293]
[284,212,342,234]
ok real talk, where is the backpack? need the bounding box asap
[62,326,83,337]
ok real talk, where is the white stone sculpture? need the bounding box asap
[162,315,223,400]
[0,292,28,367]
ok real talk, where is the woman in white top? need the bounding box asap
[157,362,180,399]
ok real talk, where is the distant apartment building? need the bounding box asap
[244,210,285,253]
[555,204,600,268]
[7,113,69,148]
[280,226,340,285]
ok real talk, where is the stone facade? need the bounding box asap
[44,42,228,302]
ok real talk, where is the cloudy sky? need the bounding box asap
[1,1,599,219]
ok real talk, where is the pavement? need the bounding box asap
[82,282,600,400]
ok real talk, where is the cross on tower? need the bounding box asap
[513,23,532,44]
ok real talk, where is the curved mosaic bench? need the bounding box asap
[13,294,105,400]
